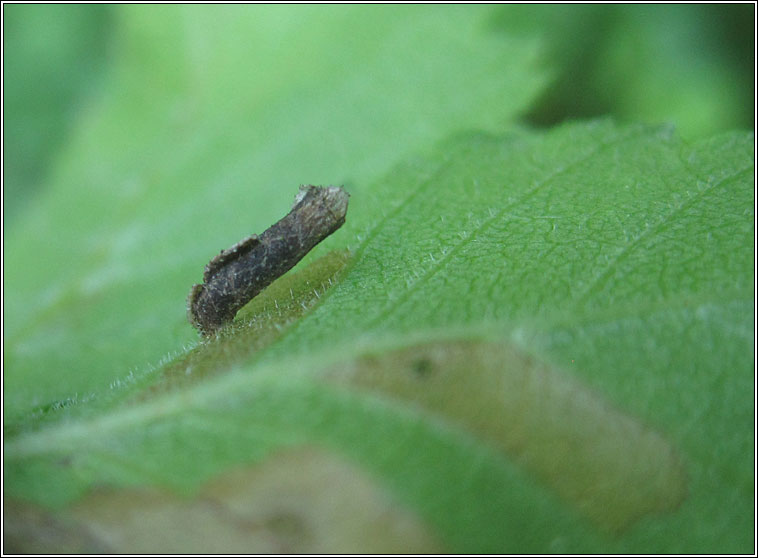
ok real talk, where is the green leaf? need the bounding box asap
[5,120,754,553]
[4,5,754,554]
[4,5,547,423]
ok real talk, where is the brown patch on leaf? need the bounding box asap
[3,498,109,554]
[35,446,441,554]
[323,339,688,533]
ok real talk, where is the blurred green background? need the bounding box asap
[4,4,753,225]
[4,4,113,224]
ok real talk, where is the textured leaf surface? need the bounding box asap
[5,119,753,553]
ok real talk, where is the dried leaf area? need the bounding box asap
[5,447,443,554]
[325,339,687,533]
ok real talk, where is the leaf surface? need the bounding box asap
[6,120,753,553]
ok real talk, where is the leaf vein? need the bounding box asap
[574,164,753,307]
[364,127,648,328]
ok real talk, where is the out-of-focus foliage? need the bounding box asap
[3,4,113,223]
[4,5,752,222]
[493,4,753,137]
